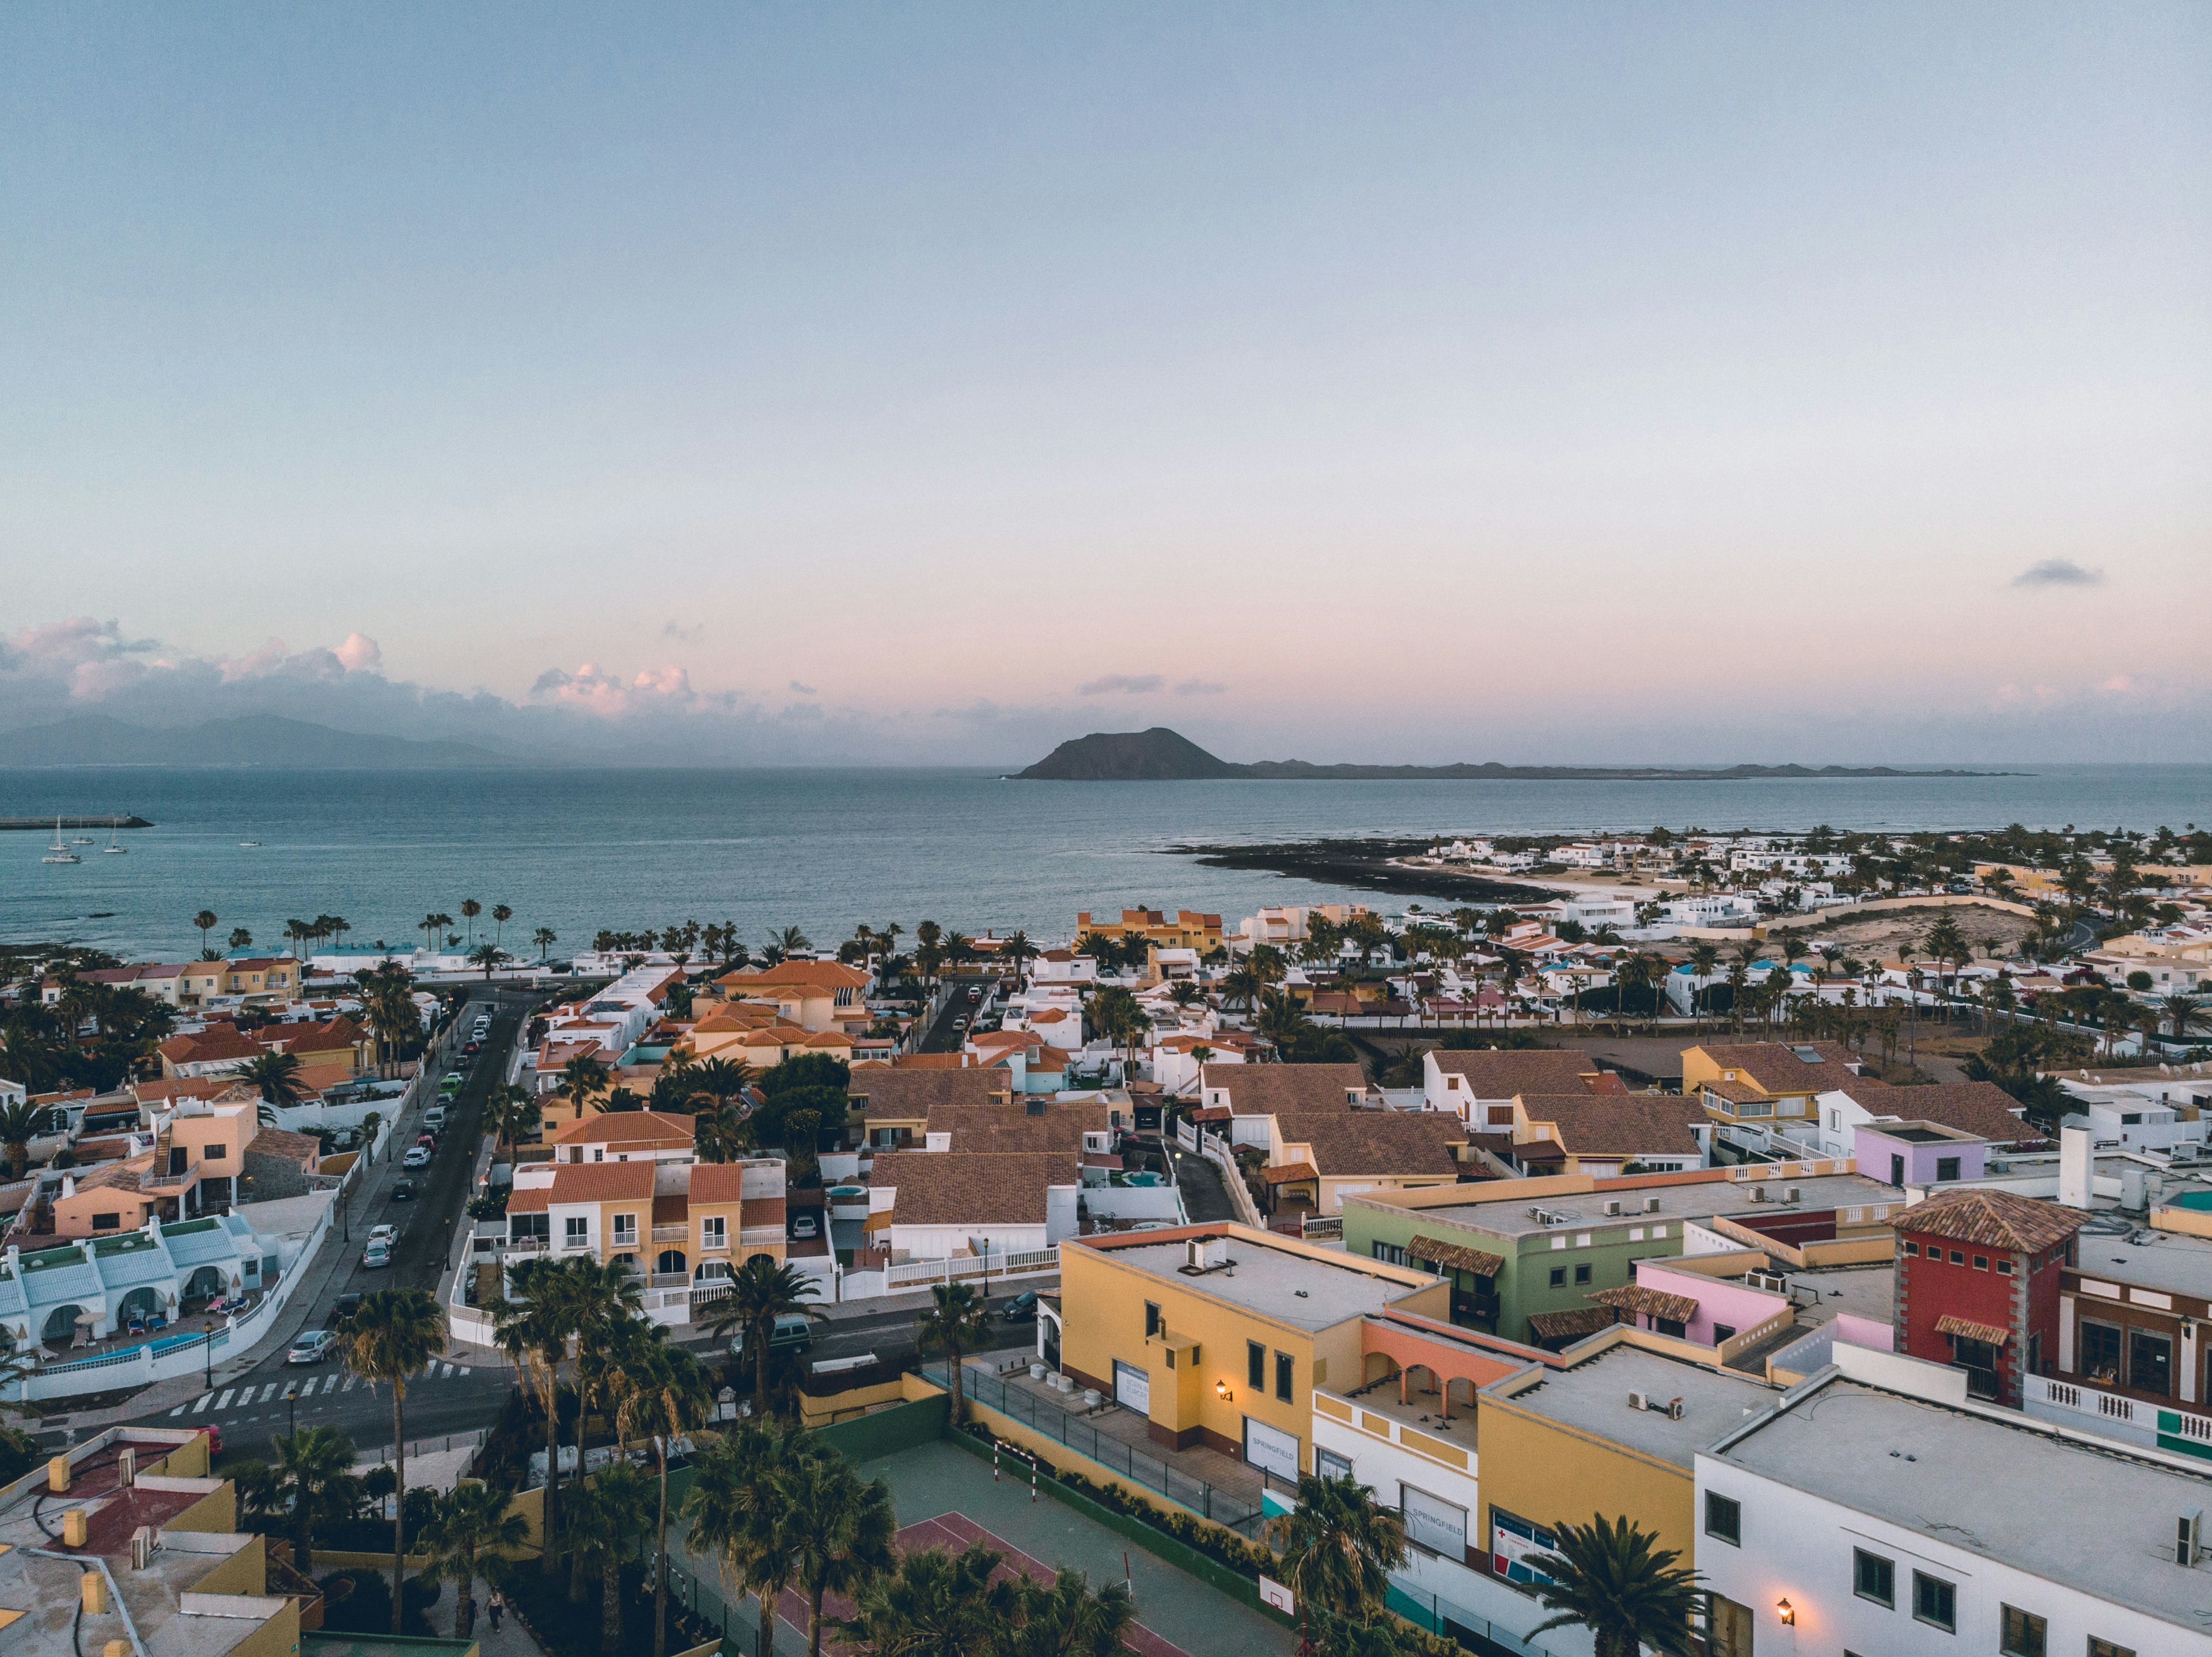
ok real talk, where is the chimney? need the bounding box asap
[2059,1126,2092,1210]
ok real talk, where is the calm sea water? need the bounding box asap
[2,765,2206,959]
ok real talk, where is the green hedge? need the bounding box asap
[943,1424,1293,1630]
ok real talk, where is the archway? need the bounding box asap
[41,1304,88,1350]
[745,1252,777,1267]
[656,1249,688,1276]
[692,1261,732,1285]
[118,1287,160,1327]
[1362,1351,1402,1389]
[184,1265,225,1306]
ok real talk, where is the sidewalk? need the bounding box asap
[54,1009,492,1431]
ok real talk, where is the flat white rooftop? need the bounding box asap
[1095,1237,1437,1332]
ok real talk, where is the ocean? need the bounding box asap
[2,764,2206,960]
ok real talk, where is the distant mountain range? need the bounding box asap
[0,714,517,769]
[1014,728,2003,781]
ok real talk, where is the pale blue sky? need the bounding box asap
[2,5,2207,763]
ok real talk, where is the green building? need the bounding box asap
[1340,1170,1899,1346]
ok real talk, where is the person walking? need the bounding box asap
[487,1589,503,1633]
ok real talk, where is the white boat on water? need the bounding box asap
[41,818,80,864]
[239,839,261,848]
[103,830,127,854]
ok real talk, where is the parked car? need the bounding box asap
[1001,1289,1039,1323]
[362,1240,392,1269]
[402,1145,432,1170]
[422,1107,447,1132]
[462,1041,482,1057]
[389,1178,415,1202]
[332,1292,362,1324]
[952,1016,969,1030]
[770,1313,816,1354]
[789,1212,820,1240]
[416,1132,438,1149]
[369,1224,399,1246]
[288,1330,335,1365]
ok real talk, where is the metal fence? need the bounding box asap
[662,1552,765,1655]
[930,1364,1266,1538]
[360,1426,488,1466]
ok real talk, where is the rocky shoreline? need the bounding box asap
[1164,837,1555,904]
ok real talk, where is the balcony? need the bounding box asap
[651,1224,687,1243]
[610,1231,641,1251]
[699,1238,729,1254]
[738,1227,785,1246]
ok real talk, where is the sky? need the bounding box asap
[3,4,2208,766]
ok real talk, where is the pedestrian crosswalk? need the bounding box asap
[169,1360,477,1419]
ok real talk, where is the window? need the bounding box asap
[1853,1548,1895,1607]
[2130,1328,2173,1396]
[1248,1341,1265,1389]
[1903,1240,1919,1256]
[1949,1250,1965,1265]
[613,1213,638,1243]
[564,1216,589,1246]
[92,1212,120,1230]
[201,1143,224,1160]
[2088,1640,2137,1657]
[1712,1323,1737,1343]
[1936,1156,1961,1182]
[1703,1490,1740,1546]
[1574,1263,1592,1286]
[1275,1350,1294,1403]
[1912,1571,1956,1632]
[1735,1100,1772,1118]
[1973,1255,1989,1271]
[700,1216,726,1249]
[1650,1224,1665,1238]
[1999,1604,2047,1657]
[1549,1267,1566,1288]
[1144,1301,1161,1338]
[1371,1242,1407,1266]
[1997,1258,2013,1275]
[2080,1319,2123,1383]
[1656,1317,1686,1338]
[1316,1447,1352,1481]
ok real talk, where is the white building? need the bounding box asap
[1696,1342,2211,1656]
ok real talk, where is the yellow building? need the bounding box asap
[177,956,302,1005]
[1055,1224,1447,1476]
[1075,909,1225,956]
[1474,1329,1777,1614]
[505,1157,785,1293]
[712,960,873,1034]
[1681,1041,1861,1131]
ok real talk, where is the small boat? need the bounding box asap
[41,818,80,864]
[70,835,93,845]
[238,839,262,848]
[103,830,127,855]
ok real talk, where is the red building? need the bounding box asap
[1893,1188,2086,1406]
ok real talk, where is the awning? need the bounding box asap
[861,1209,895,1234]
[1936,1313,2010,1347]
[1189,1107,1234,1123]
[1257,1162,1321,1186]
[1527,1307,1618,1342]
[1408,1234,1505,1277]
[1588,1285,1701,1324]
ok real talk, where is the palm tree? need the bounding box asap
[694,1104,749,1165]
[778,1451,897,1657]
[492,1259,577,1579]
[460,898,483,943]
[239,1050,307,1113]
[628,1342,715,1657]
[558,1259,646,1451]
[467,941,506,979]
[687,1424,814,1657]
[534,926,558,961]
[0,1101,47,1181]
[915,1282,994,1427]
[228,926,253,954]
[1266,1473,1407,1633]
[707,1256,825,1418]
[567,1459,653,1648]
[338,1287,447,1632]
[1009,1565,1139,1657]
[194,910,219,955]
[777,925,812,956]
[1528,1514,1703,1657]
[274,1425,357,1575]
[836,1541,1014,1657]
[556,1054,611,1123]
[418,1480,529,1637]
[1685,943,1720,1030]
[483,1084,541,1157]
[691,1057,753,1117]
[2163,993,2207,1045]
[1002,930,1037,981]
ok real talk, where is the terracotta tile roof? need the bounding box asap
[1277,1112,1468,1177]
[652,1194,688,1224]
[246,1126,323,1168]
[1427,1049,1597,1097]
[1850,1082,2048,1149]
[890,1053,975,1068]
[1588,1284,1700,1323]
[717,961,870,992]
[547,1162,658,1204]
[687,1164,746,1204]
[71,1155,153,1194]
[550,1110,697,1147]
[1527,1306,1618,1342]
[1200,1063,1366,1114]
[1935,1312,2012,1347]
[851,1068,1012,1118]
[1513,1095,1706,1159]
[507,1185,550,1214]
[1409,1234,1505,1276]
[1701,1077,1768,1103]
[1897,1187,2088,1252]
[926,1102,1111,1153]
[1256,1162,1321,1186]
[867,1150,1077,1227]
[157,1026,261,1064]
[1691,1041,1857,1094]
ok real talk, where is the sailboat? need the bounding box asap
[41,818,80,864]
[70,834,93,845]
[102,828,128,855]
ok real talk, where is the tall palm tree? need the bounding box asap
[534,926,558,961]
[558,1260,646,1456]
[707,1256,825,1418]
[556,1054,612,1123]
[777,925,812,956]
[2163,993,2207,1045]
[0,1101,47,1181]
[467,942,506,979]
[778,1451,897,1657]
[418,1480,529,1638]
[274,1424,357,1575]
[491,1259,577,1579]
[1686,943,1721,1031]
[694,1104,749,1165]
[1266,1472,1407,1634]
[194,910,219,955]
[691,1057,753,1117]
[628,1342,715,1657]
[227,926,254,954]
[687,1425,814,1657]
[239,1050,306,1113]
[1009,1565,1139,1657]
[491,904,513,947]
[460,898,483,943]
[836,1541,1014,1657]
[567,1459,653,1648]
[1528,1514,1703,1657]
[483,1084,541,1157]
[915,1282,993,1427]
[338,1287,448,1632]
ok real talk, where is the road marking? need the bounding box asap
[215,1389,235,1409]
[438,1362,452,1378]
[258,1383,279,1403]
[457,1367,469,1376]
[282,1382,298,1401]
[191,1393,213,1413]
[343,1375,357,1393]
[168,1403,185,1417]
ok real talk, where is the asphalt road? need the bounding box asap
[919,973,997,1053]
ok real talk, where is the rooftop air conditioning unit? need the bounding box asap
[2181,1507,2203,1568]
[1747,1186,1767,1203]
[130,1526,154,1571]
[1186,1236,1230,1272]
[1026,1099,1047,1115]
[1604,1200,1622,1217]
[1645,1197,1662,1213]
[116,1448,135,1488]
[1666,1397,1686,1421]
[1785,1186,1803,1204]
[1627,1391,1649,1412]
